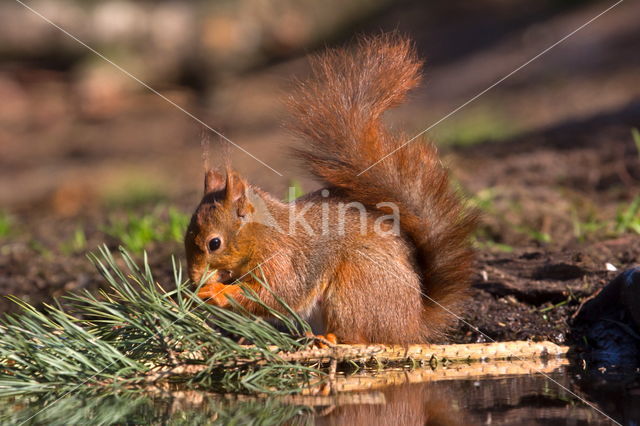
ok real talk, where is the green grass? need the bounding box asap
[468,188,498,213]
[473,237,514,253]
[570,196,640,240]
[615,196,640,235]
[0,211,12,238]
[104,214,157,253]
[470,185,640,246]
[433,106,519,147]
[28,239,53,260]
[60,226,88,255]
[571,210,604,242]
[103,207,190,253]
[468,189,514,252]
[632,127,640,159]
[515,225,552,244]
[167,207,190,242]
[101,174,168,209]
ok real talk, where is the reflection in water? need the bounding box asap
[572,366,640,426]
[0,366,636,425]
[316,382,466,425]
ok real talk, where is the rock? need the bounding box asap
[572,267,640,368]
[621,268,640,330]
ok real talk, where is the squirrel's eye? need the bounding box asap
[207,237,221,252]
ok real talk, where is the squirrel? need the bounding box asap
[184,34,477,345]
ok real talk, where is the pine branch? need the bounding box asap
[0,246,319,396]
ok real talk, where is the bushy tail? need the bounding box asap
[286,34,478,340]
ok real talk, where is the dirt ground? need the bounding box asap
[1,0,639,347]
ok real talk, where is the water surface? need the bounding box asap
[0,363,636,425]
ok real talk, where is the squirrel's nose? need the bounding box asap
[188,269,202,285]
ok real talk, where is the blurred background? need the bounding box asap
[1,0,639,311]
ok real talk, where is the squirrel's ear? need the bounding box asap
[204,169,225,194]
[225,170,254,218]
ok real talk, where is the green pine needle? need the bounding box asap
[0,245,322,397]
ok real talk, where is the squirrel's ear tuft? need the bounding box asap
[204,169,225,194]
[225,170,254,218]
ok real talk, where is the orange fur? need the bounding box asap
[287,34,478,340]
[185,34,477,343]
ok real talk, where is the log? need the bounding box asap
[273,340,569,365]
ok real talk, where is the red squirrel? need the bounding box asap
[184,35,477,344]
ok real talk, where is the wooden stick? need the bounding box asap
[272,341,569,364]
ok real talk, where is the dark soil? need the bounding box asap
[454,236,640,345]
[448,101,640,345]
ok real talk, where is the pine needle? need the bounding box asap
[0,245,321,397]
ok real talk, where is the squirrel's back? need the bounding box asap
[287,34,478,340]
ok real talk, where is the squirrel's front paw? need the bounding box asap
[305,332,338,348]
[198,282,242,307]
